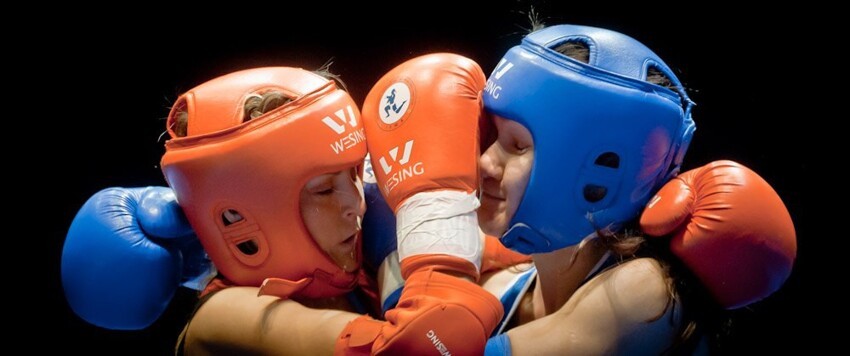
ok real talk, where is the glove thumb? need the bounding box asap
[640,171,696,237]
[136,187,194,239]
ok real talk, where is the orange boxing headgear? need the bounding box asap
[161,67,367,299]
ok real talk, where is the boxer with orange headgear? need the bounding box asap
[171,64,507,356]
[64,64,518,355]
[161,67,368,300]
[63,67,374,334]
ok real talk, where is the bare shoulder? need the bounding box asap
[591,257,672,323]
[507,258,681,354]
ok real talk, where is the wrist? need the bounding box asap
[396,190,482,274]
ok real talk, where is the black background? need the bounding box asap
[36,2,813,354]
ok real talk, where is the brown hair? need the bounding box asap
[554,41,590,64]
[171,66,346,138]
[595,226,724,355]
[552,39,724,354]
[171,91,292,138]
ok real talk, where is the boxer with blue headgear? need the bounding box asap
[479,24,796,355]
[482,24,695,255]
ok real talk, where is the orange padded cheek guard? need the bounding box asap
[161,68,367,299]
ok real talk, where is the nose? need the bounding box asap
[479,143,504,181]
[338,173,366,222]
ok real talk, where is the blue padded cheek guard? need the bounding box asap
[484,39,695,255]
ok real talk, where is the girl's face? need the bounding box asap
[478,115,534,237]
[300,166,366,273]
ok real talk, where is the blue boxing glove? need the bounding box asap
[485,333,512,356]
[361,158,404,314]
[61,187,213,330]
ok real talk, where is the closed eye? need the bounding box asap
[514,143,529,154]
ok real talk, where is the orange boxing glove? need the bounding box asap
[362,53,485,280]
[335,268,503,355]
[481,235,531,274]
[353,53,499,355]
[640,160,797,309]
[363,52,482,213]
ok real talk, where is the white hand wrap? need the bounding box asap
[396,190,483,271]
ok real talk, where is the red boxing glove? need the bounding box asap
[481,235,531,274]
[363,53,482,212]
[361,53,486,279]
[335,268,503,355]
[640,160,797,309]
[344,53,500,355]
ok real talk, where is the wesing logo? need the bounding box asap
[484,58,514,100]
[323,105,365,154]
[426,330,451,356]
[379,140,424,194]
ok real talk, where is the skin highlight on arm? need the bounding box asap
[507,258,681,355]
[185,287,360,356]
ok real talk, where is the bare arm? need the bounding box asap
[507,258,681,355]
[184,287,360,356]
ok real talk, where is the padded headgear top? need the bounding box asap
[161,67,367,298]
[484,24,695,254]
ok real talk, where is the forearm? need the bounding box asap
[185,287,359,356]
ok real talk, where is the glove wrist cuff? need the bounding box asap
[401,254,480,280]
[335,315,382,356]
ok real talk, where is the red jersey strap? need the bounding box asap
[199,277,235,298]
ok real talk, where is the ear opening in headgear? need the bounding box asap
[583,184,608,203]
[236,240,260,255]
[215,205,270,266]
[594,152,620,169]
[582,151,622,203]
[221,209,245,226]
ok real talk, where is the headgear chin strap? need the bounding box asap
[485,24,696,254]
[161,67,367,299]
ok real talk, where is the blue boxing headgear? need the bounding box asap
[484,24,695,254]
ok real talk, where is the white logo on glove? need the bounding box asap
[379,140,414,175]
[426,330,451,356]
[379,140,424,194]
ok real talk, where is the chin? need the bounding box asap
[329,251,360,273]
[478,212,507,237]
[335,260,360,273]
